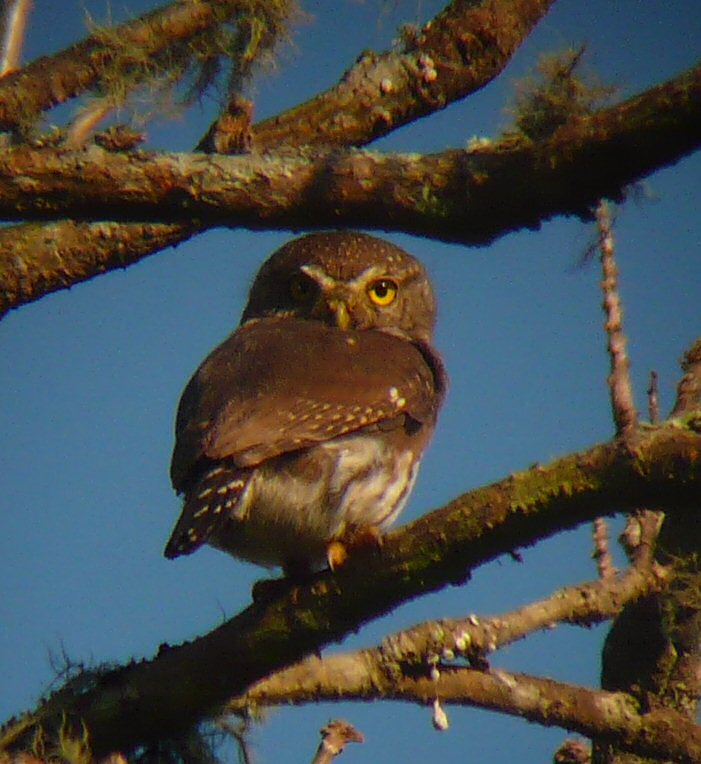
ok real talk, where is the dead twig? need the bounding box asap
[310,720,363,764]
[0,0,31,76]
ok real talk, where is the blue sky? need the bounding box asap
[1,1,700,761]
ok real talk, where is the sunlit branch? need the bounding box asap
[597,201,638,439]
[228,564,666,713]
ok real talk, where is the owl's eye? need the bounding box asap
[367,278,398,307]
[289,273,316,302]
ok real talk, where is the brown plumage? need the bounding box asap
[164,232,446,574]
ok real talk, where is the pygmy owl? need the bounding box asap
[164,231,446,575]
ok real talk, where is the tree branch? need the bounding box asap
[597,201,638,440]
[233,660,701,763]
[309,721,363,764]
[246,0,556,152]
[397,669,701,763]
[3,414,700,759]
[671,337,701,417]
[0,220,195,320]
[0,0,292,131]
[0,0,31,77]
[227,563,667,712]
[0,0,554,318]
[0,59,697,234]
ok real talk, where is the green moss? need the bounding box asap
[508,453,599,513]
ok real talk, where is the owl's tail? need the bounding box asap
[164,463,248,558]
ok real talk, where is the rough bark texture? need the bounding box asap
[596,341,701,764]
[239,659,701,763]
[226,565,666,709]
[248,0,557,151]
[0,220,194,316]
[0,60,699,233]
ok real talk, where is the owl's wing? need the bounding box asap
[170,317,446,491]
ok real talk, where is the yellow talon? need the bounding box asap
[326,540,349,571]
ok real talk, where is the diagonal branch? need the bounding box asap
[231,660,701,761]
[384,668,701,763]
[247,0,556,152]
[3,416,700,759]
[0,0,292,131]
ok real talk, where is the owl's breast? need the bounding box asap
[209,429,420,569]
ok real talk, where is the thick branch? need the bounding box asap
[5,418,701,758]
[0,60,698,241]
[0,220,194,315]
[398,670,701,763]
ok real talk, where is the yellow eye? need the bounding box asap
[367,278,398,307]
[289,273,316,302]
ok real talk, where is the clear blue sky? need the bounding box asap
[1,1,700,761]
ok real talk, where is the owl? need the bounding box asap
[164,231,446,576]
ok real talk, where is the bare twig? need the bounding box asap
[66,100,113,148]
[310,721,363,764]
[553,738,591,763]
[597,200,638,438]
[198,95,254,155]
[671,337,701,417]
[217,717,254,764]
[592,517,616,579]
[647,370,660,423]
[0,0,31,76]
[619,510,663,567]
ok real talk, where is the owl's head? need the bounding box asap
[241,232,437,344]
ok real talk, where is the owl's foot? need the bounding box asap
[327,525,384,570]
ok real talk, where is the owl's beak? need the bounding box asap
[328,299,351,331]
